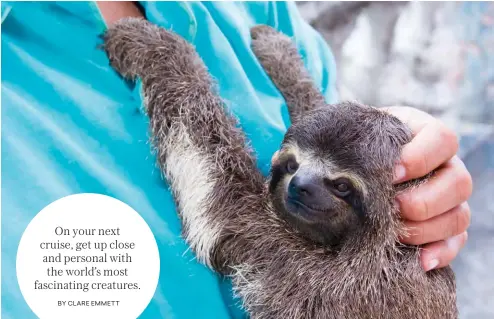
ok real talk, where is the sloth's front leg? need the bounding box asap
[250,25,327,123]
[103,18,265,270]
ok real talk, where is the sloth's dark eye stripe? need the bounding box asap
[268,162,285,194]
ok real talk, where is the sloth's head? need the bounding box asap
[269,102,413,247]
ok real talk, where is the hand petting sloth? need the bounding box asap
[272,105,472,272]
[384,106,472,272]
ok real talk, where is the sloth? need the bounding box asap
[103,18,457,319]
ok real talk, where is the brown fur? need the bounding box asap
[103,18,457,319]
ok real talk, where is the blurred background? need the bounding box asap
[297,1,493,318]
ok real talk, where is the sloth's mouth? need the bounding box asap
[285,196,331,219]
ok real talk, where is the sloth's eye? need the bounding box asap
[285,157,299,175]
[336,183,348,192]
[332,178,352,197]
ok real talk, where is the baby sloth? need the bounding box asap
[103,18,457,319]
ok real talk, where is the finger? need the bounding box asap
[383,107,459,183]
[395,119,458,182]
[401,202,471,245]
[397,156,473,221]
[383,106,433,133]
[420,232,468,271]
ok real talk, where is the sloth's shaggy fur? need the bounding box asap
[103,18,457,319]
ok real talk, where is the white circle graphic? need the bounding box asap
[16,193,160,319]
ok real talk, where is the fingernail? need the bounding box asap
[446,233,464,251]
[393,164,406,182]
[424,258,439,271]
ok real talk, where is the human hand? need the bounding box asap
[384,106,472,272]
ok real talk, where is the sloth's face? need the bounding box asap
[268,103,411,247]
[269,145,365,246]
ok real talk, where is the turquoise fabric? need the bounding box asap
[1,1,337,318]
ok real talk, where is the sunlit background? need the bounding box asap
[297,2,493,318]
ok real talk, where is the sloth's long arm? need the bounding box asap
[103,18,265,269]
[250,25,327,123]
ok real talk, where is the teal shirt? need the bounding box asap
[1,2,337,318]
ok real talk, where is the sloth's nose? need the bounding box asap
[288,174,330,210]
